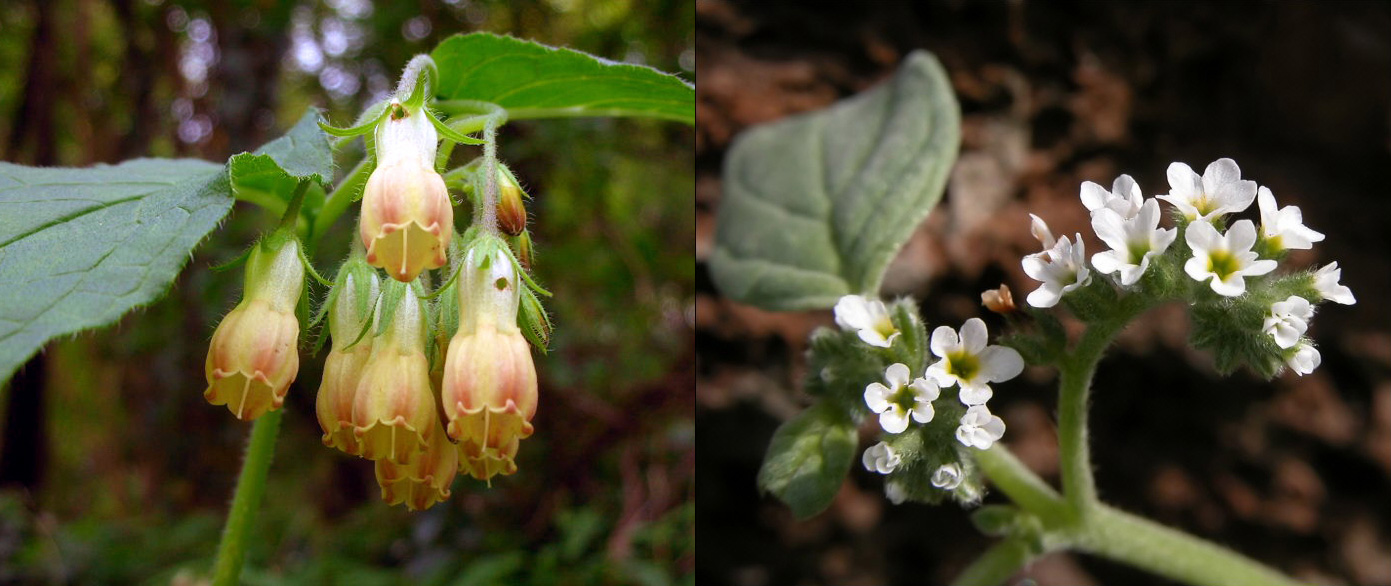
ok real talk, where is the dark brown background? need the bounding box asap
[695,1,1391,584]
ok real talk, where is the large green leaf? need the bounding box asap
[0,110,333,383]
[709,51,960,311]
[432,32,694,125]
[757,402,858,519]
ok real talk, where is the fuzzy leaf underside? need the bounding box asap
[709,51,960,311]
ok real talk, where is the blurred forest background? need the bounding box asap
[0,0,693,584]
[696,1,1391,585]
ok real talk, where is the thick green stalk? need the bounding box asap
[310,157,373,242]
[1055,322,1114,519]
[211,409,283,585]
[972,446,1065,526]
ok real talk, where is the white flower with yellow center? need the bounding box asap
[834,295,900,348]
[1262,295,1313,349]
[1022,214,1091,308]
[1183,219,1277,297]
[1312,262,1355,305]
[1159,158,1257,222]
[1286,342,1321,375]
[864,363,940,434]
[1081,174,1144,219]
[926,318,1024,405]
[1256,187,1323,253]
[1090,199,1177,286]
[862,441,901,474]
[956,405,1006,450]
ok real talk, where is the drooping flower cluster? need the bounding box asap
[1020,157,1355,376]
[202,56,551,511]
[834,298,1022,504]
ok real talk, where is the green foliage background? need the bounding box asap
[0,1,694,583]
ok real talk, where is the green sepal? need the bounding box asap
[885,297,929,373]
[210,243,255,273]
[427,109,486,145]
[519,284,552,353]
[757,401,858,519]
[318,102,390,139]
[803,326,891,420]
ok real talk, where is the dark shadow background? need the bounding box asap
[696,1,1391,585]
[0,0,694,583]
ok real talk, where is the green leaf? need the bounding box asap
[227,108,335,219]
[709,51,960,311]
[432,32,694,125]
[0,111,335,383]
[757,402,857,519]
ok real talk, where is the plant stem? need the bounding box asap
[972,446,1065,526]
[950,538,1039,586]
[1074,505,1307,586]
[211,409,283,585]
[310,156,373,242]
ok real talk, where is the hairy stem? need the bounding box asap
[310,156,373,243]
[211,409,283,585]
[972,445,1065,526]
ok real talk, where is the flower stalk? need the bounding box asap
[211,409,282,586]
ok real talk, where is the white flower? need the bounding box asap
[1090,199,1178,286]
[834,295,900,348]
[956,405,1006,450]
[1159,158,1257,222]
[1286,342,1321,375]
[1257,187,1324,252]
[926,318,1024,405]
[1022,215,1091,308]
[1263,295,1313,349]
[864,363,940,434]
[885,481,908,505]
[931,463,964,490]
[1312,262,1355,305]
[1080,174,1143,219]
[862,441,901,474]
[1183,220,1277,297]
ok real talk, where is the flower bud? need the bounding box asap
[316,271,380,454]
[495,167,528,237]
[981,285,1016,315]
[204,237,304,420]
[351,284,438,464]
[361,103,453,282]
[442,245,539,480]
[375,420,459,510]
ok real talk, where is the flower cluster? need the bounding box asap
[833,298,1022,504]
[202,61,551,511]
[1022,158,1354,376]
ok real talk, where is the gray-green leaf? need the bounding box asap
[709,51,960,311]
[0,110,334,383]
[432,32,694,125]
[757,402,858,519]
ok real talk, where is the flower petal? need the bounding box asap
[958,384,993,406]
[960,318,989,353]
[884,363,911,388]
[1185,220,1221,254]
[930,325,960,358]
[1167,162,1200,199]
[979,345,1025,383]
[864,382,892,413]
[880,408,910,434]
[1226,220,1258,254]
[909,377,940,401]
[1203,158,1241,193]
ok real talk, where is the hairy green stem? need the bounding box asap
[310,156,373,242]
[211,409,283,585]
[972,446,1065,526]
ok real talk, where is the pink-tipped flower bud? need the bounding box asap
[316,271,380,454]
[495,167,527,237]
[441,245,538,480]
[351,284,438,464]
[204,237,305,420]
[361,102,453,282]
[375,420,459,510]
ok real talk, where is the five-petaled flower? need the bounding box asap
[1312,262,1356,305]
[1263,295,1313,349]
[1080,174,1143,219]
[864,363,940,434]
[862,441,901,474]
[1183,219,1277,297]
[1091,199,1177,286]
[926,318,1024,406]
[834,295,900,348]
[1256,187,1324,253]
[956,405,1006,450]
[1022,214,1091,308]
[1287,342,1321,375]
[1159,158,1257,222]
